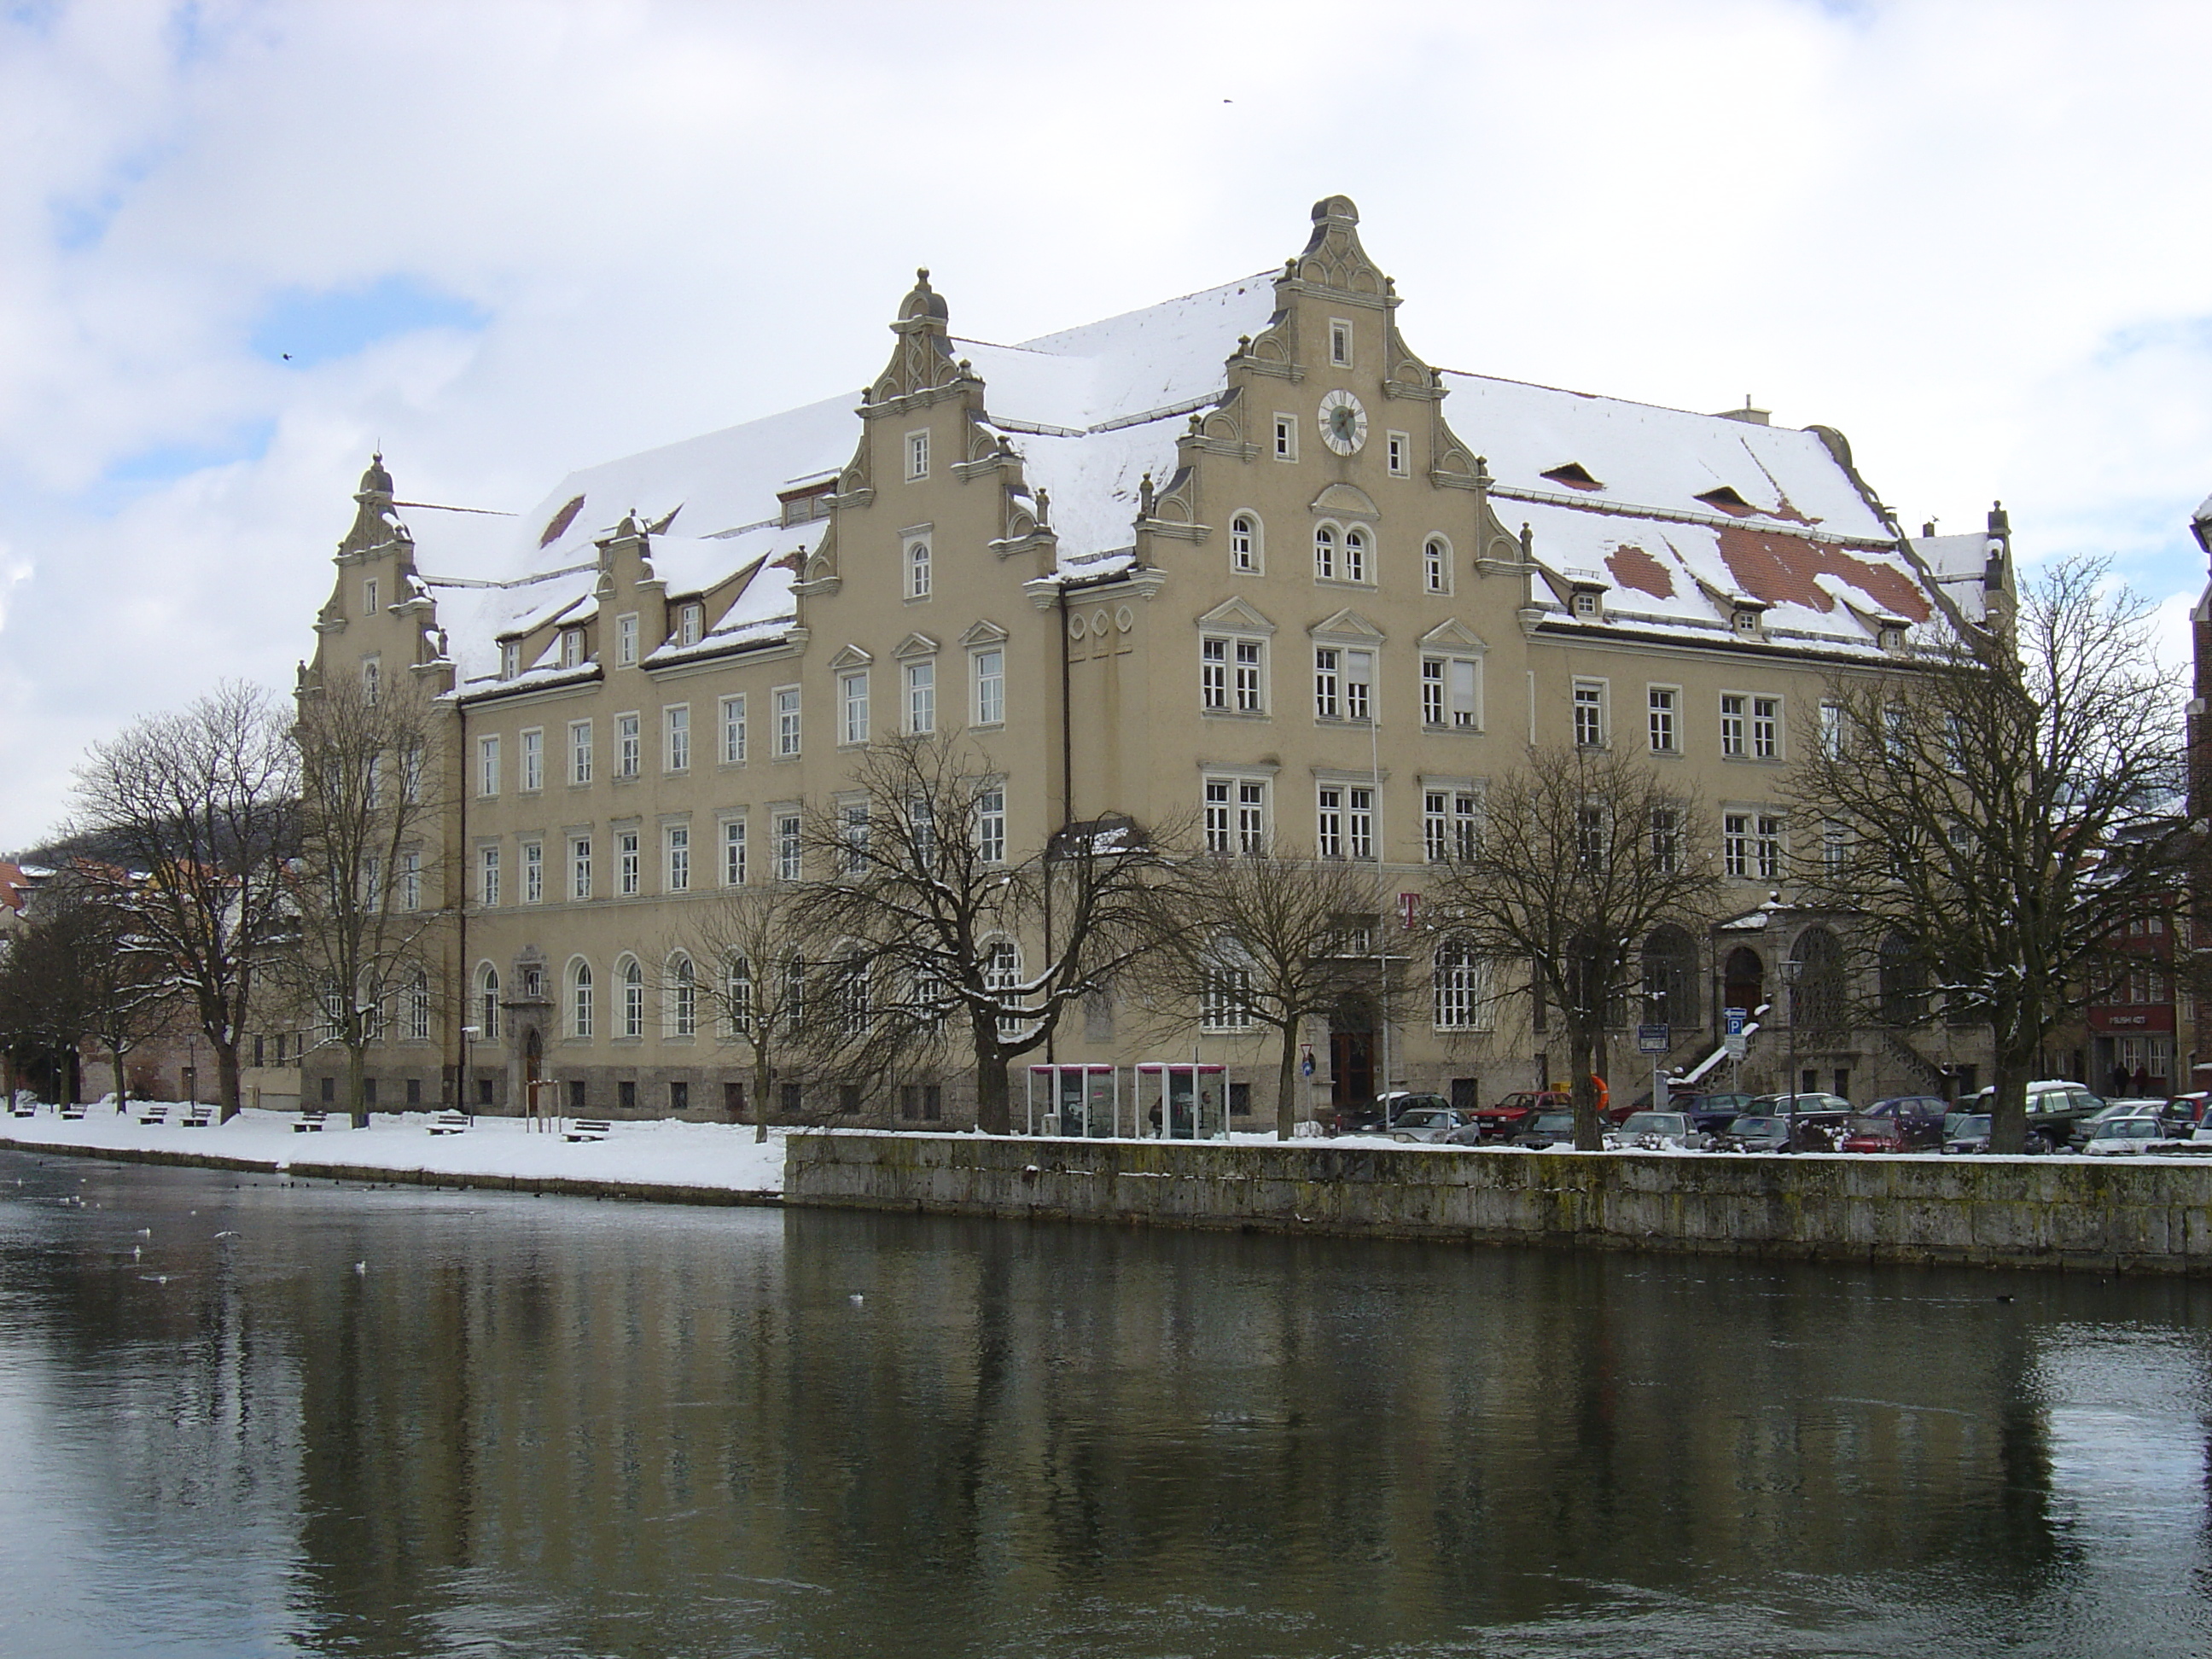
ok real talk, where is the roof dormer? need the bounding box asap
[1540,462,1604,492]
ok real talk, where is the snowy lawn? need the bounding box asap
[2,1098,789,1193]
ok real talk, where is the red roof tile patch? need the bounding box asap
[1715,526,1931,623]
[1605,544,1674,600]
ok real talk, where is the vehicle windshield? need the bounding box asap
[1731,1117,1781,1134]
[2092,1119,2157,1139]
[1847,1116,1895,1135]
[1620,1113,1685,1134]
[1526,1113,1574,1132]
[1952,1115,1991,1137]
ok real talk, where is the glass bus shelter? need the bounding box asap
[1024,1064,1123,1138]
[1135,1062,1229,1140]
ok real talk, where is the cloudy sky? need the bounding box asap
[2,0,2208,852]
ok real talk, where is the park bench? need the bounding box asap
[10,1099,37,1118]
[60,1102,86,1121]
[181,1104,215,1128]
[565,1118,612,1143]
[428,1110,471,1135]
[137,1104,169,1126]
[294,1110,328,1133]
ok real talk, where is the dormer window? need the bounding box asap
[1732,608,1761,637]
[678,602,703,647]
[1540,463,1604,492]
[1697,486,1757,517]
[501,640,521,678]
[560,627,585,669]
[1571,591,1601,620]
[1878,625,1906,652]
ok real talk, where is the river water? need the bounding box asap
[3,1151,2209,1657]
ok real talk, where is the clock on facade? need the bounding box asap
[1318,388,1368,456]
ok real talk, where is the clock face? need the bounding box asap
[1318,388,1368,456]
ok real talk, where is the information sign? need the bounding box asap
[1637,1024,1670,1053]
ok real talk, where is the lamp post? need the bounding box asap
[460,1025,480,1122]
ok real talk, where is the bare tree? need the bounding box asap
[1128,848,1404,1139]
[677,883,821,1144]
[4,867,172,1109]
[789,734,1167,1133]
[1429,746,1724,1150]
[1789,555,2190,1153]
[70,681,296,1121]
[282,677,447,1127]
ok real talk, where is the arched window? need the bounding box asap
[835,945,870,1037]
[1641,925,1698,1028]
[569,959,594,1039]
[987,940,1023,1037]
[1423,534,1452,595]
[668,954,696,1039]
[476,963,501,1041]
[1342,525,1369,583]
[408,970,431,1043]
[1877,933,1924,1025]
[1435,937,1487,1031]
[724,954,753,1034]
[620,956,644,1039]
[1313,522,1338,580]
[1230,512,1261,573]
[1790,927,1844,1031]
[1723,947,1764,1015]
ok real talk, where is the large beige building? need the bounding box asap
[301,195,2002,1126]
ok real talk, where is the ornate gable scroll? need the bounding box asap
[865,269,965,407]
[1295,196,1387,300]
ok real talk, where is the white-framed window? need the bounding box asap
[1200,962,1255,1031]
[1733,608,1761,638]
[501,640,521,679]
[723,955,753,1032]
[478,735,500,798]
[840,671,870,745]
[1570,591,1601,620]
[1573,679,1606,748]
[1819,701,1843,759]
[1203,777,1268,854]
[720,695,746,765]
[614,713,638,778]
[1273,414,1296,462]
[1387,432,1410,478]
[1648,686,1679,753]
[841,802,870,874]
[906,661,936,734]
[618,830,641,895]
[1329,317,1353,366]
[972,649,1004,727]
[361,656,380,705]
[1650,806,1681,873]
[666,823,690,892]
[906,429,930,480]
[1822,820,1847,874]
[722,817,747,886]
[1755,812,1784,878]
[476,963,501,1041]
[1723,812,1786,880]
[1423,534,1450,594]
[401,744,423,805]
[522,840,543,904]
[775,685,801,756]
[569,719,593,785]
[569,960,594,1039]
[1423,789,1479,862]
[906,534,931,599]
[399,848,421,912]
[774,811,801,882]
[678,602,702,647]
[986,940,1024,1037]
[616,613,638,667]
[977,785,1006,864]
[1435,938,1490,1031]
[521,729,543,792]
[1342,526,1370,584]
[664,704,690,772]
[479,844,501,906]
[669,955,696,1039]
[364,577,379,615]
[1753,696,1781,760]
[1316,785,1375,860]
[571,835,593,900]
[559,628,585,668]
[620,957,644,1039]
[364,856,382,910]
[406,970,430,1043]
[1201,635,1266,713]
[1420,655,1480,729]
[1720,694,1747,756]
[1229,512,1261,573]
[1313,523,1337,579]
[1315,648,1373,722]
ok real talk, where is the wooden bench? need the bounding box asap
[9,1100,38,1119]
[428,1110,471,1135]
[137,1104,169,1126]
[180,1104,216,1128]
[60,1103,86,1121]
[565,1118,612,1143]
[294,1110,329,1133]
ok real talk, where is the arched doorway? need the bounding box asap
[1330,996,1376,1121]
[1723,947,1764,1015]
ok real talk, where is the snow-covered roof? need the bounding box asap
[2195,491,2212,525]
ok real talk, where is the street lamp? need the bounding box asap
[460,1025,481,1122]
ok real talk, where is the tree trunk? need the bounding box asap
[214,1034,242,1122]
[1570,1027,1601,1150]
[754,1051,773,1144]
[346,1044,370,1130]
[112,1049,128,1110]
[975,1039,1011,1135]
[1987,1035,2037,1155]
[1274,1020,1301,1141]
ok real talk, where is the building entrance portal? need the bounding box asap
[1330,1022,1375,1121]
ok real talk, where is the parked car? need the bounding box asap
[2163,1091,2212,1129]
[1710,1113,1792,1153]
[1510,1109,1579,1150]
[1685,1092,1761,1128]
[1748,1095,1853,1150]
[2080,1115,2186,1156]
[1961,1080,2104,1148]
[1464,1089,1571,1140]
[1387,1106,1470,1144]
[1334,1091,1455,1136]
[1942,1114,1994,1154]
[1839,1097,1950,1153]
[1604,1110,1709,1151]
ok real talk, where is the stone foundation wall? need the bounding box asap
[784,1133,2212,1275]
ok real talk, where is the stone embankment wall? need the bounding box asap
[784,1133,2212,1275]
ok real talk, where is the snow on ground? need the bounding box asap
[3,1099,788,1193]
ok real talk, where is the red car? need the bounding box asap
[1467,1090,1572,1140]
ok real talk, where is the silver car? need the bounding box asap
[1604,1110,1709,1151]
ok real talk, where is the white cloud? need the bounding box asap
[3,0,2210,847]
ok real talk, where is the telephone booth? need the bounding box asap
[1135,1062,1229,1140]
[1025,1064,1122,1138]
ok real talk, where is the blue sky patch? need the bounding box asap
[99,417,276,495]
[250,275,489,368]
